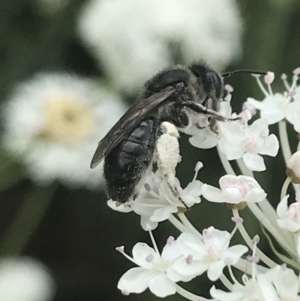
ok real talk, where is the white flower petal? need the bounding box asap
[166,268,182,283]
[257,272,280,301]
[161,241,181,262]
[277,219,300,232]
[244,188,267,203]
[150,206,177,222]
[218,138,244,160]
[247,97,264,110]
[276,195,289,219]
[243,153,266,171]
[148,274,176,297]
[224,187,244,204]
[107,200,133,213]
[172,258,207,277]
[273,266,299,298]
[132,243,159,269]
[248,119,269,137]
[140,216,158,231]
[260,134,279,157]
[176,233,206,259]
[202,184,226,203]
[223,245,248,264]
[182,180,202,197]
[117,267,153,294]
[206,229,230,251]
[207,261,225,281]
[210,285,244,301]
[189,130,218,149]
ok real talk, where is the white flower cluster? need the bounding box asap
[110,69,300,300]
[2,73,127,189]
[78,0,242,93]
[0,257,55,301]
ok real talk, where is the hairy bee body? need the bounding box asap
[104,119,158,203]
[91,62,264,204]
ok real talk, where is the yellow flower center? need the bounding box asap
[41,96,94,144]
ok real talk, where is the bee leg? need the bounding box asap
[181,101,239,122]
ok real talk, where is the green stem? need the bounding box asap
[0,183,57,256]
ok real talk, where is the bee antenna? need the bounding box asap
[222,69,268,78]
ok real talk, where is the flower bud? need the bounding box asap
[287,151,300,183]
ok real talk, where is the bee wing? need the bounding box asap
[90,87,175,168]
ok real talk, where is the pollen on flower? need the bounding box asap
[205,226,215,239]
[167,236,175,245]
[144,183,151,191]
[42,96,94,144]
[146,254,154,262]
[288,90,296,97]
[264,72,275,84]
[186,254,193,264]
[248,255,259,263]
[239,109,251,122]
[293,67,300,76]
[116,246,125,253]
[232,216,243,224]
[225,84,234,93]
[252,235,260,244]
[195,161,204,172]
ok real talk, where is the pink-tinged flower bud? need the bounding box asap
[242,101,257,117]
[293,67,300,76]
[264,72,275,84]
[224,84,234,93]
[232,216,243,224]
[287,151,300,183]
[144,183,151,191]
[195,161,203,172]
[281,73,287,80]
[288,90,297,97]
[166,236,175,245]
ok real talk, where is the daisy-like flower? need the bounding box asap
[202,175,267,204]
[108,168,202,230]
[277,193,300,232]
[218,118,279,171]
[2,73,127,189]
[117,231,185,298]
[173,226,248,281]
[0,257,55,301]
[78,0,242,92]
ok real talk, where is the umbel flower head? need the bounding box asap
[78,0,242,92]
[2,73,127,189]
[110,67,300,301]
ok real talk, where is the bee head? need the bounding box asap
[189,62,223,111]
[143,67,197,101]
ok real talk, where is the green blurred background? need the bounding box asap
[0,0,300,300]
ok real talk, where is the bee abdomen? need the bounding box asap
[104,120,157,203]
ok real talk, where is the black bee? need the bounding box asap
[91,62,266,204]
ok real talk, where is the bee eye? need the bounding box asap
[175,82,185,91]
